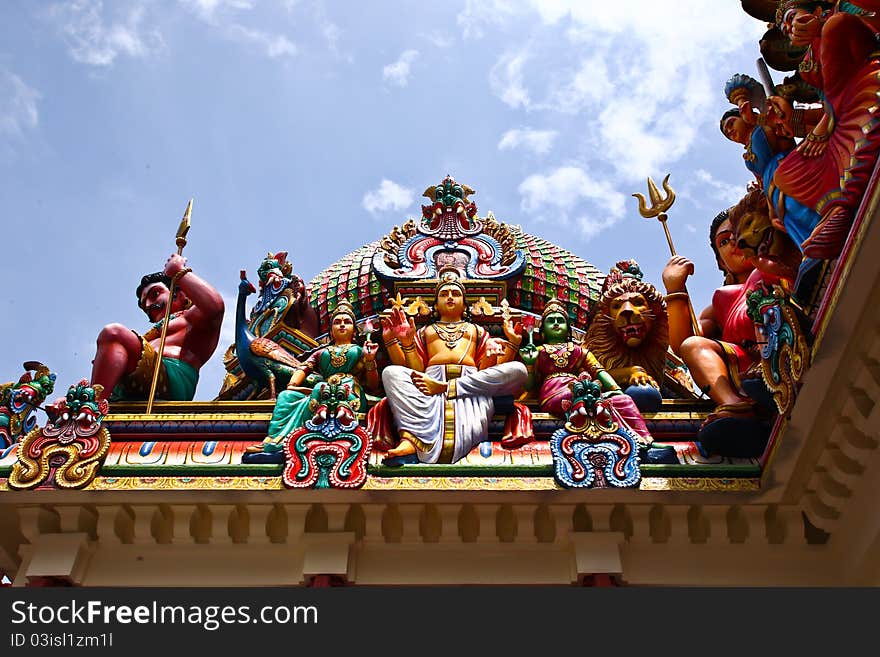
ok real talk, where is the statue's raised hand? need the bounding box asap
[362,340,378,362]
[502,317,523,348]
[662,255,694,293]
[519,343,538,366]
[163,253,188,278]
[381,307,416,346]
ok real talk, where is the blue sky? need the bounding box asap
[0,1,767,400]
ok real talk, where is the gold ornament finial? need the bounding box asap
[633,174,675,219]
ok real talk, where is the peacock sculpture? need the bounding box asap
[235,270,303,399]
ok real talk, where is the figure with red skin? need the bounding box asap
[90,253,225,402]
[663,211,772,425]
[772,1,880,258]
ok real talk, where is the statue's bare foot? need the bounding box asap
[411,371,448,396]
[245,442,266,454]
[385,438,416,458]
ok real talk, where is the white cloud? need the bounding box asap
[227,25,296,57]
[179,0,254,22]
[422,32,454,49]
[482,2,765,180]
[498,128,558,155]
[362,179,415,216]
[0,71,40,137]
[518,166,626,239]
[48,0,163,67]
[459,0,519,39]
[383,50,419,87]
[694,169,748,205]
[489,50,531,109]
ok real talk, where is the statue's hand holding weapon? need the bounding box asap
[146,200,192,414]
[633,175,701,337]
[163,253,189,280]
[662,255,695,295]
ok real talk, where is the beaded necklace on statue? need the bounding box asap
[328,344,353,369]
[144,311,184,341]
[543,341,572,369]
[432,321,467,349]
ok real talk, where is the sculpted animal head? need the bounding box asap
[257,252,293,290]
[585,261,669,386]
[307,377,358,428]
[729,189,773,258]
[561,374,609,431]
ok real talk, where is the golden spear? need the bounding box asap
[146,199,192,414]
[632,175,701,337]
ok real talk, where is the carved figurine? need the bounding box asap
[550,376,642,489]
[282,379,371,489]
[521,299,670,462]
[771,1,880,258]
[374,267,528,464]
[9,380,111,490]
[250,251,319,338]
[662,210,773,456]
[234,271,304,399]
[245,301,379,458]
[91,253,225,402]
[728,187,802,282]
[0,362,56,450]
[746,283,812,418]
[721,74,823,252]
[585,260,669,411]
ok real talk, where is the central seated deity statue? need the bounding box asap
[379,267,528,464]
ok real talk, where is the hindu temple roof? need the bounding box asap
[306,225,605,334]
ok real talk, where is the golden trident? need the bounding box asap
[146,199,193,414]
[632,175,701,337]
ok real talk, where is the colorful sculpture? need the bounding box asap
[729,187,803,282]
[771,1,880,258]
[372,175,526,281]
[250,251,319,338]
[549,375,642,489]
[662,209,772,456]
[90,253,225,402]
[721,74,823,252]
[234,270,304,399]
[245,301,379,459]
[747,283,812,418]
[282,379,371,489]
[521,298,672,462]
[375,266,528,464]
[584,261,669,411]
[9,380,111,490]
[0,362,56,450]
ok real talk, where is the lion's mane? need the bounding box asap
[584,277,669,386]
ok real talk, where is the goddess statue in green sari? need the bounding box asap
[246,302,379,454]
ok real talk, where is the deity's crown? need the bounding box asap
[541,298,568,321]
[331,300,357,322]
[434,265,467,296]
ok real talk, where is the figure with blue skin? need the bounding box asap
[720,84,822,250]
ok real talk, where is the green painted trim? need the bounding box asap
[0,466,10,477]
[639,464,762,477]
[100,464,283,477]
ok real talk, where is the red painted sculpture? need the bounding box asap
[90,253,225,402]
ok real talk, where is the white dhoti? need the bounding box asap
[382,362,528,464]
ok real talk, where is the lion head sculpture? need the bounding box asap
[584,260,669,389]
